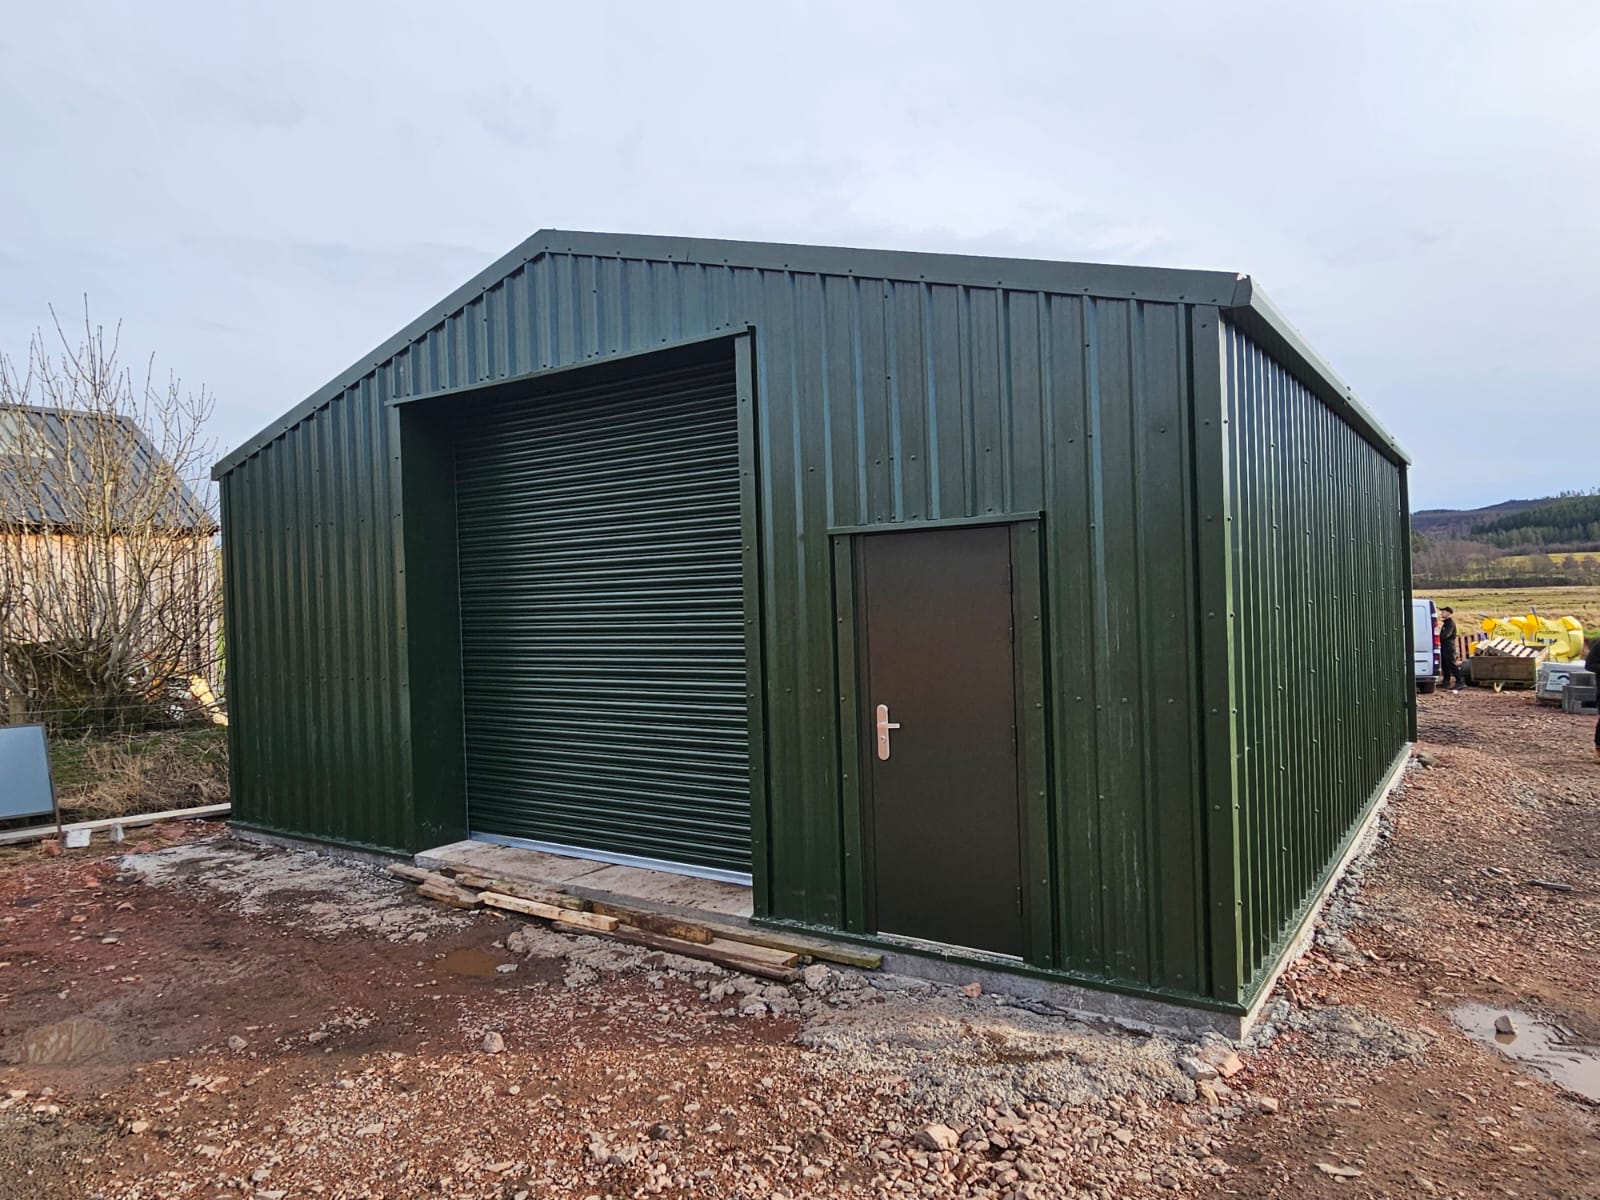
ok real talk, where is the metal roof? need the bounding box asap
[214,229,1408,478]
[0,404,215,529]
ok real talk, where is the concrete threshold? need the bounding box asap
[417,839,755,919]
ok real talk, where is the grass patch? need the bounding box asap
[1425,585,1600,635]
[46,726,229,822]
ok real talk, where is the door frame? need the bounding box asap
[393,330,771,903]
[829,514,1055,968]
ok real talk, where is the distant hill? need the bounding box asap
[1470,493,1600,550]
[1411,498,1547,540]
[1411,492,1600,586]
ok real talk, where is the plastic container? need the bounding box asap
[1536,660,1592,705]
[1562,670,1598,714]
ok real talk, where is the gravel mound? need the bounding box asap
[798,993,1197,1120]
[118,839,467,939]
[1271,1002,1432,1061]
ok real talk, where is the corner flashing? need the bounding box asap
[1220,285,1412,468]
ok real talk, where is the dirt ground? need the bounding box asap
[1,691,1596,1199]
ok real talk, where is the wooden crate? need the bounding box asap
[1468,649,1545,688]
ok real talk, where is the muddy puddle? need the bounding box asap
[437,948,512,978]
[1453,1003,1600,1102]
[2,1017,115,1065]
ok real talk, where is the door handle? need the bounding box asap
[874,703,901,761]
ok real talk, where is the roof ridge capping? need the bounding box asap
[1223,274,1409,465]
[212,229,1407,477]
[539,229,1247,303]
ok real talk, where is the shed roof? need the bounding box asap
[214,230,1408,478]
[0,404,215,530]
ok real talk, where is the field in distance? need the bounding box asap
[1498,549,1600,568]
[1425,585,1600,633]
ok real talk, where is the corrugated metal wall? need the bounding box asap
[220,383,414,852]
[219,251,1216,999]
[392,257,1215,998]
[218,243,1407,1008]
[1221,324,1409,998]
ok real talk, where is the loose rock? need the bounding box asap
[1179,1055,1219,1081]
[915,1123,960,1152]
[801,963,834,992]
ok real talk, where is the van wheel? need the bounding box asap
[1418,678,1437,694]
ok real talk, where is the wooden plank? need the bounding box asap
[581,894,879,969]
[479,891,569,921]
[606,926,800,981]
[0,802,232,847]
[691,923,883,970]
[416,882,481,909]
[445,870,498,890]
[589,901,715,944]
[481,892,618,932]
[394,867,464,891]
[701,937,798,967]
[550,908,620,933]
[386,864,435,884]
[483,878,589,910]
[417,864,878,971]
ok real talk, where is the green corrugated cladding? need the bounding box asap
[219,385,413,854]
[1218,323,1409,1002]
[216,233,1410,1010]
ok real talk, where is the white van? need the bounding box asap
[1411,597,1438,693]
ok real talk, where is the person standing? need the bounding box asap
[1439,606,1462,691]
[1587,636,1600,763]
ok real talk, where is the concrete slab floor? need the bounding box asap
[415,840,755,919]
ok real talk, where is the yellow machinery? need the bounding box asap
[1477,614,1586,662]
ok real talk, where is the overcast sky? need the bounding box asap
[2,2,1595,510]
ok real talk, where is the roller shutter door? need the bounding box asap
[455,358,749,874]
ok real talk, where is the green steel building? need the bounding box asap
[215,230,1413,1021]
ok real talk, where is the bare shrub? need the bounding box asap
[0,304,221,730]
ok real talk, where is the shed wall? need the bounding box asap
[220,384,413,852]
[219,251,1219,1001]
[1221,323,1410,999]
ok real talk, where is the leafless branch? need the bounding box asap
[0,301,222,730]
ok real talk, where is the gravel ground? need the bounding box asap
[120,840,468,941]
[1,687,1597,1198]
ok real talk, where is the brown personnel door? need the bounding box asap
[857,524,1025,957]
